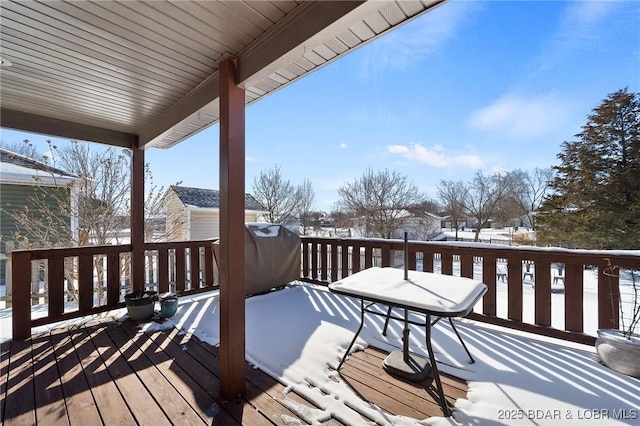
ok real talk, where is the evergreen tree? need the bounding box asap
[537,88,640,249]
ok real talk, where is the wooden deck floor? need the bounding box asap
[1,318,467,425]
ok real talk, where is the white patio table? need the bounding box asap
[329,266,487,417]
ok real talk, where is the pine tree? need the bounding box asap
[537,88,640,249]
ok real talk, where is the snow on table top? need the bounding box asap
[329,267,487,315]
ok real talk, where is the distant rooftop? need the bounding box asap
[170,185,265,211]
[0,148,79,186]
[0,148,77,178]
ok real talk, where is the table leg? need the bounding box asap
[382,305,392,336]
[403,309,410,361]
[425,314,451,417]
[448,318,475,363]
[337,298,365,371]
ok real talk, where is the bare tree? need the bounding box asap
[295,178,315,235]
[0,139,41,159]
[438,180,466,240]
[336,168,424,238]
[4,140,178,302]
[462,170,517,242]
[252,164,299,225]
[511,167,554,229]
[491,192,526,228]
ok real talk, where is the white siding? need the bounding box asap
[189,210,220,240]
[163,192,189,241]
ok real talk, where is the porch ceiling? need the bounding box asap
[0,0,446,150]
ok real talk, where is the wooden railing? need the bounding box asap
[10,236,640,346]
[300,236,640,345]
[11,240,218,340]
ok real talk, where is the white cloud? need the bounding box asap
[246,156,255,162]
[468,93,572,140]
[339,143,348,149]
[387,143,483,168]
[353,1,478,78]
[535,1,619,73]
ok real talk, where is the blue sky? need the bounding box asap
[2,1,639,212]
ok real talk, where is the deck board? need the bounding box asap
[31,333,67,425]
[1,318,468,425]
[62,328,135,424]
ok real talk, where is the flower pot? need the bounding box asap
[125,291,158,321]
[160,294,178,318]
[595,329,640,378]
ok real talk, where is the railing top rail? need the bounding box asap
[12,244,132,259]
[144,239,217,250]
[10,239,219,259]
[300,236,640,264]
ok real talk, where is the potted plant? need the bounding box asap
[124,290,158,321]
[160,293,179,318]
[595,262,640,378]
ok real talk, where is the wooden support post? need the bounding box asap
[219,57,246,398]
[12,251,31,340]
[131,139,145,292]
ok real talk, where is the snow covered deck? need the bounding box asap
[3,283,638,425]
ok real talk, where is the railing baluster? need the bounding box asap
[534,261,552,327]
[320,243,328,281]
[78,254,93,310]
[460,254,474,279]
[158,248,169,293]
[408,248,417,271]
[482,256,497,316]
[205,243,214,287]
[507,258,523,322]
[364,246,373,269]
[107,253,120,305]
[423,251,434,273]
[441,252,453,275]
[565,263,584,332]
[330,241,338,282]
[598,263,619,330]
[48,257,65,316]
[352,244,361,273]
[190,245,200,290]
[311,242,318,281]
[302,240,309,279]
[175,247,186,294]
[341,243,349,278]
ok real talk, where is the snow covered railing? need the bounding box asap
[10,240,218,340]
[300,236,640,345]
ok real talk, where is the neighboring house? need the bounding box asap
[0,149,81,284]
[401,212,445,241]
[161,185,266,241]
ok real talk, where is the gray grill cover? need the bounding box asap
[213,223,301,296]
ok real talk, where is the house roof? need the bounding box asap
[0,148,80,186]
[0,0,446,150]
[170,185,265,211]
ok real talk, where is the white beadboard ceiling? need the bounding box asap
[0,0,446,150]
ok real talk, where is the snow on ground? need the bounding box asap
[2,278,638,425]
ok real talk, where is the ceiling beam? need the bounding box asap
[237,0,366,87]
[138,1,366,149]
[137,71,221,149]
[0,108,134,148]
